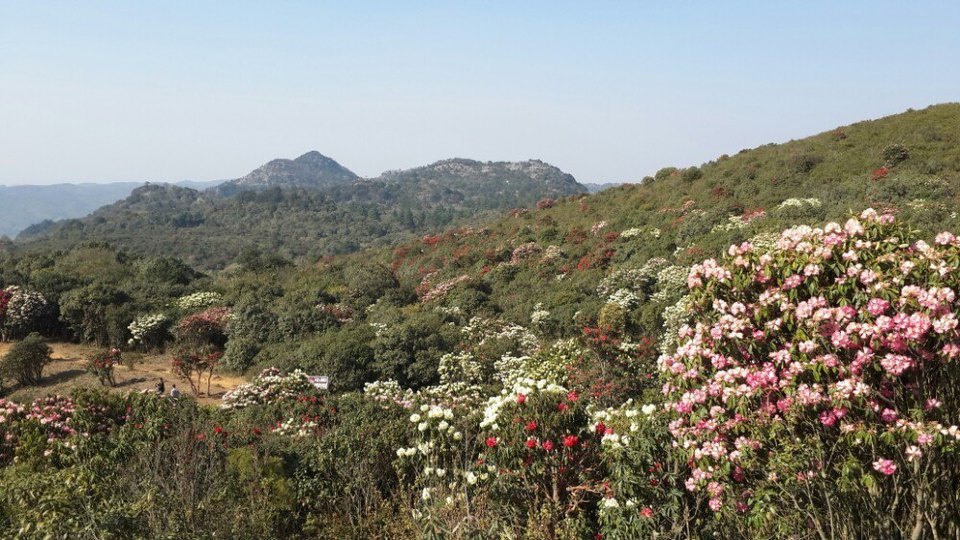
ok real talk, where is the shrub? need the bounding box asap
[660,210,960,537]
[221,338,260,374]
[882,143,910,166]
[0,286,52,341]
[171,347,222,396]
[174,291,224,311]
[789,153,822,173]
[127,313,170,351]
[654,167,678,181]
[0,333,52,386]
[86,348,121,386]
[681,166,703,182]
[174,307,230,350]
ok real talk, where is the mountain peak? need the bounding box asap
[212,152,358,197]
[294,151,337,165]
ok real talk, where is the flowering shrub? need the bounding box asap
[509,242,541,264]
[174,291,224,311]
[127,313,170,350]
[86,348,121,386]
[171,349,222,396]
[174,307,230,348]
[479,379,601,522]
[0,286,50,340]
[221,368,320,410]
[0,395,115,465]
[419,274,471,303]
[659,210,960,535]
[395,402,476,528]
[776,197,822,212]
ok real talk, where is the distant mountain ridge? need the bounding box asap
[16,153,587,268]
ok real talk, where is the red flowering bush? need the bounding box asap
[172,307,230,396]
[86,348,121,386]
[872,166,889,180]
[660,209,960,536]
[171,349,223,396]
[479,381,602,525]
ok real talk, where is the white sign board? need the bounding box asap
[308,375,329,391]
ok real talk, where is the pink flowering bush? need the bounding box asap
[174,306,230,349]
[0,394,116,466]
[660,209,960,537]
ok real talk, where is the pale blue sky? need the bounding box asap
[1,1,958,185]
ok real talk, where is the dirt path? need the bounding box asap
[0,342,248,405]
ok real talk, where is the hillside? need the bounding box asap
[346,103,960,332]
[16,156,587,268]
[162,103,960,385]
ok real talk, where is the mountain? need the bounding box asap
[327,158,583,208]
[212,151,358,196]
[16,156,587,268]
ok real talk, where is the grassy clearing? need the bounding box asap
[0,342,246,405]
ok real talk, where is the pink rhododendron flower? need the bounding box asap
[872,458,897,476]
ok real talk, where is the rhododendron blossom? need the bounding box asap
[660,210,960,510]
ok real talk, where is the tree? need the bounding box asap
[1,333,52,386]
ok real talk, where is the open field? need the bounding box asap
[0,342,247,405]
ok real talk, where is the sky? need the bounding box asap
[1,1,958,186]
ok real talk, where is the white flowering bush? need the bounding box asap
[127,313,170,350]
[174,291,224,312]
[395,403,476,518]
[593,400,692,538]
[776,197,822,210]
[1,286,50,340]
[221,367,319,410]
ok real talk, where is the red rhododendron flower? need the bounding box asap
[516,393,526,404]
[563,435,579,448]
[485,437,498,448]
[542,440,555,452]
[525,420,537,432]
[567,391,579,402]
[557,402,569,412]
[595,422,606,435]
[641,507,654,518]
[526,437,538,449]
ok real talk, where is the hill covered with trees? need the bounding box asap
[16,155,586,269]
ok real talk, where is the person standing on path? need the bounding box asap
[170,384,181,398]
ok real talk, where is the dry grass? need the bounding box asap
[0,342,247,405]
